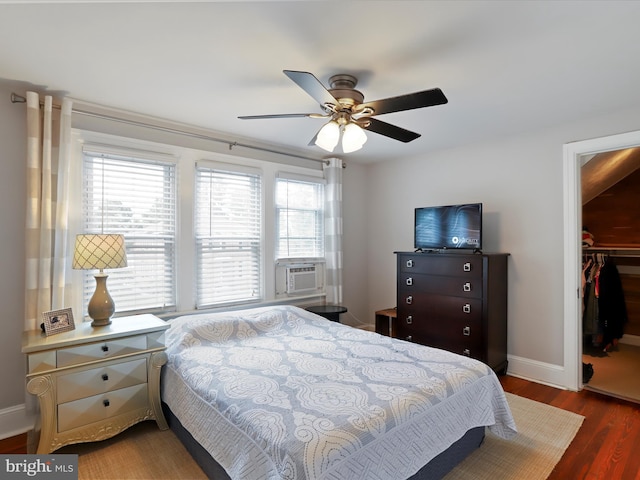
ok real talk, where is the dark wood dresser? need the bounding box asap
[395,251,509,374]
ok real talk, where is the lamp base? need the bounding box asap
[88,273,115,327]
[91,318,113,327]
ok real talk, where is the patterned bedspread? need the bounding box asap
[161,305,516,480]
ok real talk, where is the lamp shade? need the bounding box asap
[342,123,367,153]
[72,234,128,271]
[315,120,340,152]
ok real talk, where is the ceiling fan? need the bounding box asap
[238,70,448,153]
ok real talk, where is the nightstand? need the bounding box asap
[22,314,170,454]
[305,304,348,322]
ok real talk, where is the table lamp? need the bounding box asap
[72,234,128,326]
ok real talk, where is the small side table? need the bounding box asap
[22,314,169,453]
[375,308,397,337]
[306,305,347,322]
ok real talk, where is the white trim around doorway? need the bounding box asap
[563,129,640,392]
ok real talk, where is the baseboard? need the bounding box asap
[0,404,35,440]
[506,354,571,391]
[355,325,375,332]
[620,334,640,347]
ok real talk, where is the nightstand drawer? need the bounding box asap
[57,383,148,433]
[57,335,146,368]
[57,358,147,404]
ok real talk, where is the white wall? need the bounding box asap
[366,106,640,385]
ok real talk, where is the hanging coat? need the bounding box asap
[598,259,628,344]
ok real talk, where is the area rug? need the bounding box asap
[443,392,584,480]
[66,392,584,480]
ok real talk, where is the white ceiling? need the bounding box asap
[2,0,640,164]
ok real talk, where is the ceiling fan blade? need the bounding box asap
[238,113,327,120]
[363,118,421,143]
[359,88,448,116]
[283,70,339,107]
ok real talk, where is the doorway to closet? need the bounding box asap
[562,131,640,402]
[580,149,640,403]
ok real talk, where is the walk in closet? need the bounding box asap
[581,149,640,402]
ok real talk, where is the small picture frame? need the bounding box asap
[42,308,75,336]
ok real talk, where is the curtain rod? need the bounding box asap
[11,92,329,165]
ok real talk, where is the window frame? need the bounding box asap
[69,130,327,320]
[275,173,326,262]
[194,161,264,309]
[77,144,179,318]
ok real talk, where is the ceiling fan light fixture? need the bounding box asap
[315,120,340,152]
[342,122,367,153]
[240,71,447,152]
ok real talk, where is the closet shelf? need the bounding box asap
[583,247,640,258]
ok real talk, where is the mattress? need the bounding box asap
[161,305,516,480]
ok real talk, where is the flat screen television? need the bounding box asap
[414,203,482,251]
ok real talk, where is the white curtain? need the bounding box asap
[24,92,73,331]
[323,157,343,304]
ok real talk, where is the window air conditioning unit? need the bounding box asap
[286,264,319,294]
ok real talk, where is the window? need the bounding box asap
[276,177,325,259]
[80,149,177,315]
[195,165,262,307]
[74,131,326,317]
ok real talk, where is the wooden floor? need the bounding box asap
[499,375,640,480]
[0,432,28,454]
[3,375,640,479]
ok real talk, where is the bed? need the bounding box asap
[161,305,516,480]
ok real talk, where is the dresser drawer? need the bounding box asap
[398,294,483,322]
[57,383,148,433]
[396,327,483,360]
[396,309,482,342]
[57,357,147,404]
[429,336,483,360]
[399,254,482,278]
[57,335,147,368]
[407,316,482,342]
[399,273,482,299]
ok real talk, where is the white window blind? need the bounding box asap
[81,150,177,315]
[195,165,262,307]
[276,177,324,259]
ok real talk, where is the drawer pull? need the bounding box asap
[406,259,414,268]
[463,262,471,272]
[463,303,471,314]
[406,296,413,305]
[406,335,413,342]
[406,315,413,325]
[101,345,109,352]
[463,326,471,336]
[103,399,110,407]
[406,277,413,286]
[463,282,472,292]
[101,374,109,381]
[463,349,471,357]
